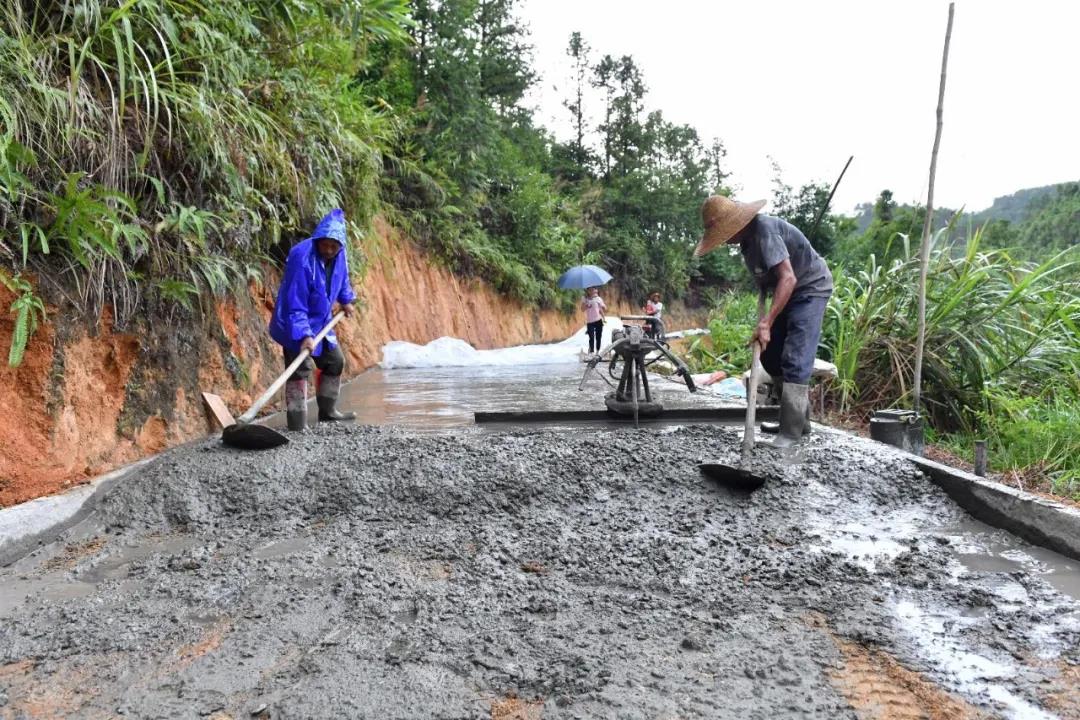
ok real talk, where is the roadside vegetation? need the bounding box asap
[1,1,1077,499]
[688,212,1080,501]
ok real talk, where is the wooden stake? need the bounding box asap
[913,3,955,414]
[974,440,987,477]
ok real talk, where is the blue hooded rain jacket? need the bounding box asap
[269,209,356,356]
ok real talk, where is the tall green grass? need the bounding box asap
[685,291,757,374]
[822,227,1079,432]
[0,0,412,332]
[685,228,1079,498]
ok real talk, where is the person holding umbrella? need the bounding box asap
[695,195,833,447]
[581,286,607,353]
[558,264,613,354]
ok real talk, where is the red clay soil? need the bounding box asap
[0,298,143,506]
[0,285,65,505]
[0,223,709,508]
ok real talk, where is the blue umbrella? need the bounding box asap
[557,264,612,290]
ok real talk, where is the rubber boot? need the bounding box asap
[316,374,355,422]
[761,376,784,434]
[762,377,812,436]
[285,379,307,431]
[770,382,809,449]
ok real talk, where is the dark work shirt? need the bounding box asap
[322,255,336,300]
[739,215,833,298]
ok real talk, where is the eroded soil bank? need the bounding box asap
[0,220,707,506]
[1,425,1077,719]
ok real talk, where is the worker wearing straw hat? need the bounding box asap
[695,195,833,447]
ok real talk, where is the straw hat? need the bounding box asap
[694,195,766,256]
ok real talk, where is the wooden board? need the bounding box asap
[201,392,236,429]
[474,406,779,425]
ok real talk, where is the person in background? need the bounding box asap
[581,286,607,353]
[694,195,833,447]
[268,208,358,431]
[643,291,664,339]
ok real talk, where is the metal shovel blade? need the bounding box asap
[222,422,289,450]
[699,463,766,492]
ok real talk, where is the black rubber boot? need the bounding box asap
[317,396,356,422]
[769,383,809,449]
[762,387,812,436]
[285,379,307,431]
[315,375,355,422]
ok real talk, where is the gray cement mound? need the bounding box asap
[1,424,1077,719]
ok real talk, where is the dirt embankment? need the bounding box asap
[0,220,706,506]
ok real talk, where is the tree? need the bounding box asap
[591,54,618,178]
[706,139,730,194]
[476,0,535,113]
[1016,181,1080,257]
[768,162,852,257]
[565,34,589,159]
[607,56,647,178]
[873,189,896,223]
[833,192,925,268]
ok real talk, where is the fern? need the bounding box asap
[1,271,46,368]
[9,303,29,366]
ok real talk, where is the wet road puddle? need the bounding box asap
[942,520,1080,602]
[798,483,1078,718]
[252,535,319,560]
[893,598,1058,719]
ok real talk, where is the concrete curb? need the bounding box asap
[814,422,1080,561]
[909,455,1080,562]
[0,457,158,567]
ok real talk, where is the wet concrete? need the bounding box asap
[1,422,1078,719]
[260,363,738,432]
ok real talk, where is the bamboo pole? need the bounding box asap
[808,155,854,244]
[913,3,955,415]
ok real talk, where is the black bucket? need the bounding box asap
[869,409,924,455]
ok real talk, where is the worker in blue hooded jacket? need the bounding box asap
[269,208,357,430]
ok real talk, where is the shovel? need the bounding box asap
[700,291,768,491]
[220,312,345,450]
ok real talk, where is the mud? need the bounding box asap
[1,424,1078,719]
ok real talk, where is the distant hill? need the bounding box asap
[844,182,1079,263]
[850,200,957,236]
[970,184,1061,225]
[849,182,1071,236]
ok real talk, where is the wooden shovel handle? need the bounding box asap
[237,312,345,425]
[741,290,768,460]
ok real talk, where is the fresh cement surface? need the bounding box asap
[1,423,1078,719]
[0,458,157,567]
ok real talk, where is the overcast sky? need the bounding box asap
[518,0,1080,214]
